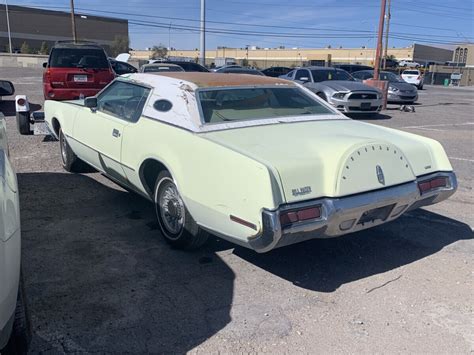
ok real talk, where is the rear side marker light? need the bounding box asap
[280,206,321,228]
[17,98,26,106]
[230,215,257,231]
[418,177,448,194]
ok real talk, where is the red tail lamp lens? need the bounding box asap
[280,206,321,227]
[418,177,448,193]
[17,98,26,106]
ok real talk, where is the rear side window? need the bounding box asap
[97,81,150,122]
[49,48,109,69]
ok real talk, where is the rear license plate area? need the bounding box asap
[360,102,371,109]
[358,204,395,225]
[74,75,88,82]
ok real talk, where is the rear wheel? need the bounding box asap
[154,171,208,250]
[59,128,84,172]
[16,112,31,135]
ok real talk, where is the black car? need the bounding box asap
[109,59,138,75]
[261,66,292,77]
[217,67,264,75]
[332,64,373,73]
[160,61,209,72]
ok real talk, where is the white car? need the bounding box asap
[401,69,424,89]
[399,60,421,68]
[0,105,29,353]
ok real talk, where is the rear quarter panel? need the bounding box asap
[122,118,283,243]
[44,100,81,139]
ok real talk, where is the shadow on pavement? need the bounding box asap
[347,112,392,120]
[0,100,42,117]
[18,172,234,353]
[233,209,472,293]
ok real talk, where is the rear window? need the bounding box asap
[403,70,419,75]
[143,66,183,72]
[311,70,353,82]
[198,87,333,124]
[49,48,109,69]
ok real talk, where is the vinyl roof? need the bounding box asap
[152,72,296,88]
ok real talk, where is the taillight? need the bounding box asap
[44,69,51,82]
[418,177,448,194]
[280,206,321,228]
[17,98,26,106]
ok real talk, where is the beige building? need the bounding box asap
[132,43,453,69]
[453,44,474,67]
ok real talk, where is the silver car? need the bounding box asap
[352,70,418,104]
[280,67,382,114]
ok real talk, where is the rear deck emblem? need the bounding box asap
[376,165,385,185]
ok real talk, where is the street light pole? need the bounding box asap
[373,0,387,80]
[383,0,392,69]
[70,0,77,43]
[199,0,206,66]
[5,0,12,54]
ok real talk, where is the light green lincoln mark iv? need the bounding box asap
[44,73,457,253]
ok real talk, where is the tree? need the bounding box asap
[39,41,49,55]
[152,44,168,59]
[110,35,129,57]
[20,41,32,54]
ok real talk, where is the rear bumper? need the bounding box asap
[43,85,102,101]
[248,171,457,253]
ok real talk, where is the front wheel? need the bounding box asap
[154,171,208,250]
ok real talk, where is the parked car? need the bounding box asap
[352,70,418,103]
[383,58,399,68]
[43,72,457,253]
[401,69,424,89]
[332,64,372,73]
[43,41,115,100]
[211,65,242,72]
[140,63,185,73]
[216,67,264,75]
[398,60,421,68]
[0,107,29,353]
[109,59,138,76]
[280,67,382,114]
[261,66,292,77]
[159,61,209,72]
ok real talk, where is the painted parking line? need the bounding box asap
[448,157,474,163]
[401,122,474,129]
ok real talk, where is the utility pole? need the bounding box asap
[199,0,206,66]
[168,22,172,50]
[383,0,391,69]
[5,0,12,54]
[373,0,387,80]
[70,0,77,43]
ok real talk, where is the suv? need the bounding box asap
[43,42,115,100]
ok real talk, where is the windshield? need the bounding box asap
[49,48,109,69]
[143,66,183,72]
[403,70,419,75]
[311,70,353,82]
[198,87,334,124]
[380,72,405,83]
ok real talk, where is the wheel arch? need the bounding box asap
[50,117,61,137]
[139,158,175,197]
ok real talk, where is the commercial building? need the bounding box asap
[453,44,474,67]
[0,4,128,54]
[132,43,453,68]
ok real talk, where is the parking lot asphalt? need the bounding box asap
[1,67,473,353]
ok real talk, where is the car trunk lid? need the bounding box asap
[203,120,432,203]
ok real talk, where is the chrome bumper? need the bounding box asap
[248,172,457,253]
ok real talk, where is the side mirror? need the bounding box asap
[299,77,310,82]
[84,97,97,109]
[0,80,15,96]
[42,62,47,68]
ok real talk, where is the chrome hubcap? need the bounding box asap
[60,133,67,164]
[158,181,185,235]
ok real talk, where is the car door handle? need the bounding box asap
[112,129,121,138]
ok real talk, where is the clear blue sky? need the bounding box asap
[8,0,474,50]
